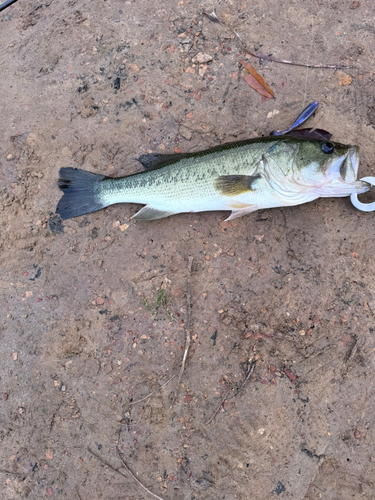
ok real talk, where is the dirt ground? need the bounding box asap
[1,0,375,499]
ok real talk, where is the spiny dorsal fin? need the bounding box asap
[286,128,332,141]
[215,174,261,196]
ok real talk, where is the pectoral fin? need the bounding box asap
[132,205,176,221]
[215,174,261,196]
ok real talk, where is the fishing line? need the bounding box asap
[0,0,19,13]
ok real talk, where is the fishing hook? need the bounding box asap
[351,177,375,212]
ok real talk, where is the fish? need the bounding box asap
[56,135,371,221]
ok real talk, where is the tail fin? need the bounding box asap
[56,167,108,220]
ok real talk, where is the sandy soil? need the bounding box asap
[1,0,375,499]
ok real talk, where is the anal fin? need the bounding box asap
[131,205,176,221]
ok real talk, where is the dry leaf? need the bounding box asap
[239,60,275,99]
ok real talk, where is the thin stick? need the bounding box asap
[0,469,23,475]
[234,31,349,69]
[173,256,193,403]
[348,337,359,362]
[129,374,175,406]
[206,354,257,425]
[235,359,256,396]
[88,447,165,500]
[205,387,232,425]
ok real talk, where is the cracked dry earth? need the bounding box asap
[1,0,375,499]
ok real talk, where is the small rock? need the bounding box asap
[354,430,361,439]
[185,112,193,119]
[192,52,212,64]
[46,487,53,496]
[61,147,72,158]
[119,223,129,231]
[336,71,352,86]
[7,154,13,160]
[220,220,230,230]
[236,321,246,332]
[349,1,360,8]
[128,63,140,73]
[179,125,192,140]
[12,352,18,361]
[96,296,105,305]
[284,368,297,382]
[199,64,208,77]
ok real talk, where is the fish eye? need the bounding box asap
[321,142,334,154]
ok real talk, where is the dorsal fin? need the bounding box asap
[285,128,332,141]
[138,152,194,170]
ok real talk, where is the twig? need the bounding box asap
[206,352,257,425]
[172,256,193,403]
[129,374,175,406]
[235,359,256,396]
[347,336,359,362]
[88,447,165,500]
[0,469,23,475]
[205,387,232,425]
[234,31,349,69]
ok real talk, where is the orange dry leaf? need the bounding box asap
[239,59,275,99]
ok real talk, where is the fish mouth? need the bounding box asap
[339,145,359,182]
[341,145,371,195]
[349,145,359,178]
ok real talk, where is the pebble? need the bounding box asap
[96,297,105,305]
[336,71,352,86]
[199,64,208,77]
[220,221,230,230]
[61,147,72,157]
[179,125,192,140]
[128,63,140,73]
[7,154,13,160]
[192,52,212,64]
[12,352,18,361]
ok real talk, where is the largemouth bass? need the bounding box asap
[56,135,371,221]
